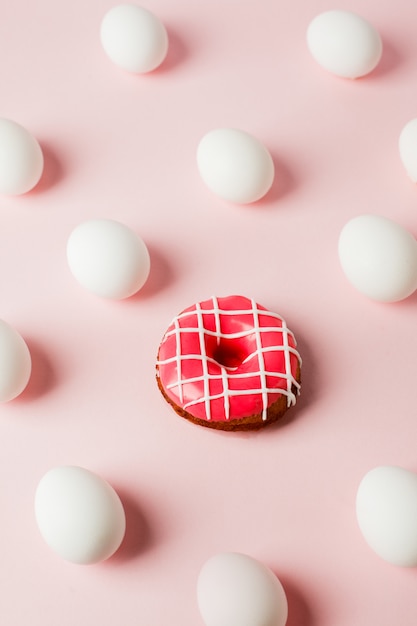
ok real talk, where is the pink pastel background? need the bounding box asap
[0,0,417,624]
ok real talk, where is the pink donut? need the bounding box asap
[156,295,301,431]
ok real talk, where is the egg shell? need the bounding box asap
[67,218,151,299]
[34,466,126,564]
[196,128,275,204]
[399,118,417,182]
[197,552,288,626]
[0,319,32,402]
[100,3,169,73]
[356,466,417,567]
[307,10,382,79]
[338,214,417,302]
[0,118,44,195]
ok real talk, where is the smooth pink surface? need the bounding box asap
[1,1,417,625]
[157,295,301,422]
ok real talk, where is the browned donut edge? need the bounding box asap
[156,364,301,432]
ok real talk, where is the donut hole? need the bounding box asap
[212,339,250,369]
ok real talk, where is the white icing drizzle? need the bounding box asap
[195,301,212,420]
[157,297,302,422]
[251,298,269,420]
[212,296,230,421]
[280,315,296,407]
[174,316,183,403]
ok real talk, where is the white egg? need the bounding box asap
[0,320,31,402]
[307,10,382,79]
[67,218,151,299]
[196,128,275,204]
[197,552,288,626]
[0,118,44,195]
[338,214,417,302]
[35,466,126,564]
[100,4,169,73]
[356,466,417,567]
[399,118,417,182]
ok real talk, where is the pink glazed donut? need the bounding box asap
[156,295,301,431]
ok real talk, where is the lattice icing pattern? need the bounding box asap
[157,296,302,423]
